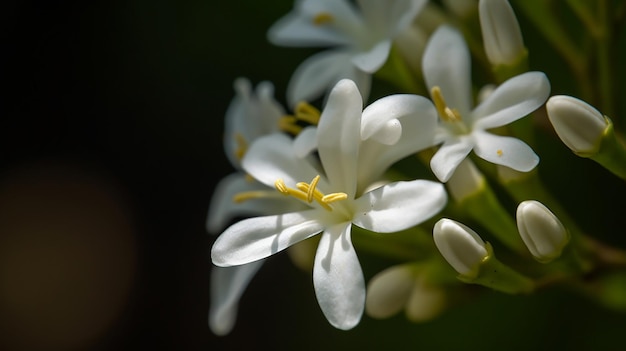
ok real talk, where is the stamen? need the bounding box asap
[294,102,321,125]
[313,12,334,26]
[307,175,321,202]
[234,133,248,160]
[278,116,304,135]
[273,175,347,211]
[322,192,348,203]
[431,86,462,123]
[233,190,276,203]
[497,149,503,157]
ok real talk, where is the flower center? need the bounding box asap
[431,86,470,135]
[279,102,321,135]
[312,12,334,26]
[274,175,347,211]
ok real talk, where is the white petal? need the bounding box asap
[293,126,319,158]
[211,210,326,266]
[357,0,426,36]
[357,101,438,184]
[206,173,301,234]
[317,79,362,198]
[351,39,391,73]
[286,50,356,108]
[267,13,351,47]
[352,180,447,233]
[365,264,414,319]
[208,262,263,336]
[422,25,473,117]
[473,71,550,130]
[242,133,322,188]
[473,130,539,172]
[361,94,435,143]
[429,138,474,182]
[313,224,364,330]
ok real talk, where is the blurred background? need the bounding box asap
[2,0,626,350]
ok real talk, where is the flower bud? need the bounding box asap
[516,200,569,263]
[478,0,526,66]
[365,264,446,322]
[546,95,608,155]
[446,158,485,203]
[433,218,488,278]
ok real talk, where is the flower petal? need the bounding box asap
[351,39,391,73]
[313,223,364,330]
[473,71,550,130]
[357,0,426,36]
[317,79,363,198]
[352,180,447,232]
[206,173,304,234]
[211,210,326,266]
[242,133,322,189]
[429,138,474,182]
[473,130,539,172]
[361,94,434,143]
[286,50,357,108]
[267,12,352,47]
[293,125,319,158]
[422,25,473,117]
[208,261,263,336]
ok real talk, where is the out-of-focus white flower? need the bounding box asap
[365,264,446,322]
[268,0,426,107]
[206,78,306,336]
[433,218,489,277]
[421,25,550,182]
[212,79,447,330]
[516,200,569,263]
[545,95,609,155]
[478,0,526,66]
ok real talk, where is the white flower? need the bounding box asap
[207,78,304,336]
[516,200,569,263]
[222,78,285,170]
[211,79,447,330]
[268,0,427,107]
[545,95,609,155]
[421,25,550,182]
[433,218,489,277]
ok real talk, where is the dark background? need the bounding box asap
[2,1,626,350]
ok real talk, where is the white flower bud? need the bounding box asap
[365,264,445,322]
[546,95,608,155]
[516,200,569,263]
[433,218,488,276]
[478,0,525,65]
[446,159,485,203]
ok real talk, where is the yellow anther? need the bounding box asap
[278,116,304,135]
[431,86,462,123]
[313,12,334,26]
[275,178,289,194]
[273,175,346,211]
[322,192,348,203]
[307,175,321,202]
[294,102,321,125]
[497,149,503,157]
[234,133,248,160]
